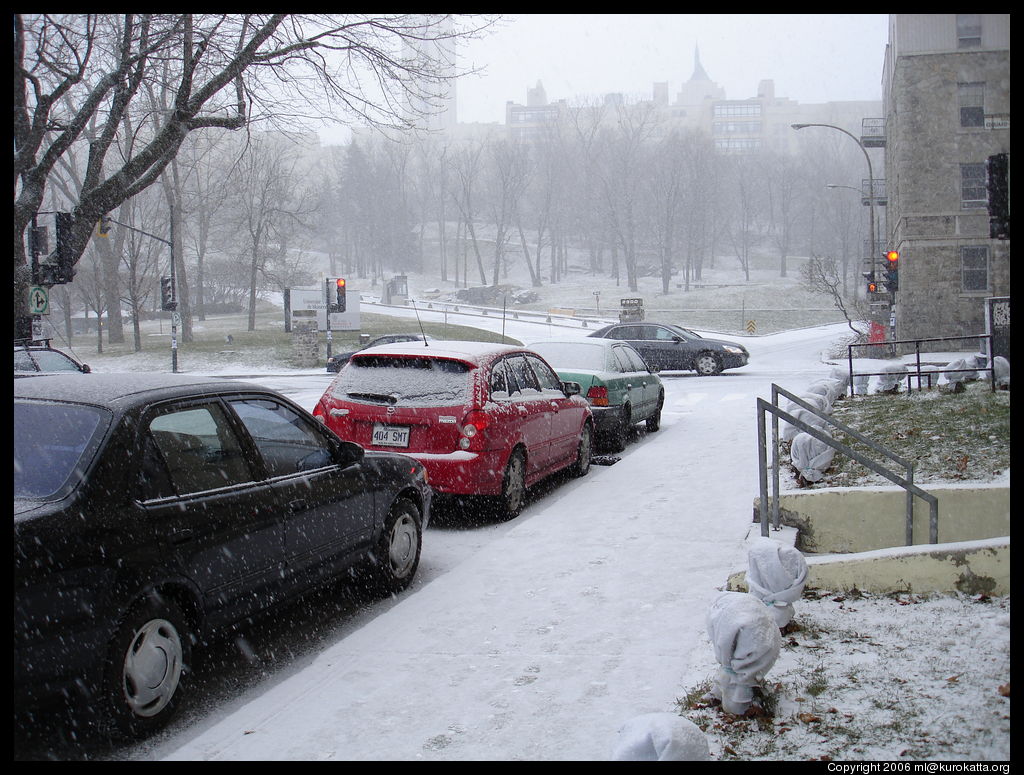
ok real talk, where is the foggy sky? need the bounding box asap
[456,14,889,124]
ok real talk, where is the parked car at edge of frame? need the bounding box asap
[528,338,665,453]
[314,340,594,520]
[326,333,435,373]
[588,322,750,376]
[14,338,91,375]
[14,373,431,740]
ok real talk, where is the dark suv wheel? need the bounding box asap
[695,352,722,376]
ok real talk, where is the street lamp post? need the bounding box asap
[792,123,878,279]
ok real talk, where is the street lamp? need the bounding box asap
[792,123,878,279]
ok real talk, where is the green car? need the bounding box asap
[529,338,665,452]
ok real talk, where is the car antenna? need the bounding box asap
[411,300,429,346]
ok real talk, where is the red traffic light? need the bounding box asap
[336,278,346,289]
[886,250,899,266]
[867,281,879,293]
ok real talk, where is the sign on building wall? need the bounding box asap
[288,287,360,331]
[986,296,1010,362]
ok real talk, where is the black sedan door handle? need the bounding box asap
[288,499,308,513]
[170,528,194,545]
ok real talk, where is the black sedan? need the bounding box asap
[14,373,431,739]
[327,333,434,372]
[589,322,749,376]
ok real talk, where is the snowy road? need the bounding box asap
[111,321,848,761]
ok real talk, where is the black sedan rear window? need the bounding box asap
[14,402,110,499]
[332,355,472,407]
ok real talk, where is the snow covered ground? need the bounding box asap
[65,314,1005,762]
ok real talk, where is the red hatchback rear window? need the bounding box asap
[331,355,473,407]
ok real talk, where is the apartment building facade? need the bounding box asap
[882,13,1010,344]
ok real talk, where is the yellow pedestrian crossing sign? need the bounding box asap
[28,286,49,315]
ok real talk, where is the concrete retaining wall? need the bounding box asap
[735,484,1010,595]
[755,484,1009,553]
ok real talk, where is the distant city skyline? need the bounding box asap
[455,14,889,123]
[318,14,889,144]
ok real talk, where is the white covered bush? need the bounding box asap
[705,591,781,715]
[790,430,836,483]
[611,713,710,761]
[876,362,907,392]
[745,538,809,628]
[780,406,827,442]
[943,357,978,385]
[993,355,1010,388]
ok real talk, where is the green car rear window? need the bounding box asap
[531,342,609,371]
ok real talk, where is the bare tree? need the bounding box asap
[450,140,489,286]
[588,100,658,292]
[223,132,316,330]
[14,13,494,336]
[801,254,868,336]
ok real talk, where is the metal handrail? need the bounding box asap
[847,334,995,396]
[757,383,939,546]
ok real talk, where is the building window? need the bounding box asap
[714,137,761,152]
[712,121,762,135]
[961,246,989,292]
[712,103,762,118]
[957,14,982,48]
[960,163,988,208]
[958,82,985,127]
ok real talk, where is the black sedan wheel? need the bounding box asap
[104,595,190,738]
[376,498,422,594]
[695,352,722,376]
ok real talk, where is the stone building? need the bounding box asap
[882,13,1010,344]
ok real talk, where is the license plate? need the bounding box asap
[372,423,410,448]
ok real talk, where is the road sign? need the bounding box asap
[746,319,756,334]
[171,312,181,327]
[28,286,49,315]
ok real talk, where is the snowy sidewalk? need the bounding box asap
[157,385,763,760]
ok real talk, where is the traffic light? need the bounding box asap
[987,153,1009,240]
[863,271,879,295]
[335,277,347,313]
[52,211,76,284]
[160,276,176,311]
[884,250,899,293]
[97,215,112,238]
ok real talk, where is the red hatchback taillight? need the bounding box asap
[459,409,490,450]
[586,386,609,406]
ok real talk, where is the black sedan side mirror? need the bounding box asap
[332,439,366,467]
[561,381,582,397]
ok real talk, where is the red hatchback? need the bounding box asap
[313,341,593,518]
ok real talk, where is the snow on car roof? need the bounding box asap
[14,372,262,406]
[353,339,523,365]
